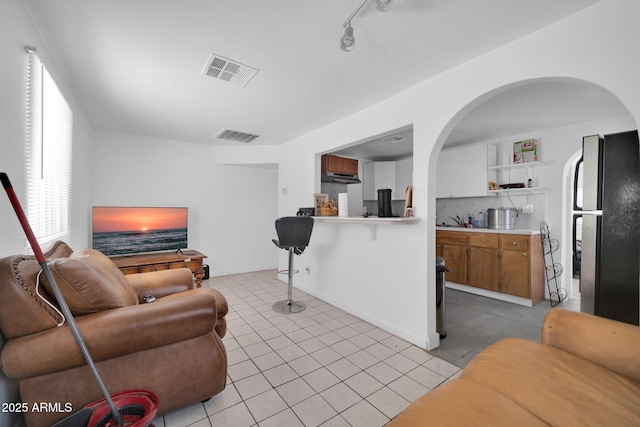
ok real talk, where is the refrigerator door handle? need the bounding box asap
[573,155,583,211]
[572,213,582,281]
[580,213,600,315]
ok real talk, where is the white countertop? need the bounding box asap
[313,216,420,225]
[436,226,540,235]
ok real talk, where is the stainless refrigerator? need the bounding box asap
[574,130,640,325]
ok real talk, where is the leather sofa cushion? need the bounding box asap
[388,379,547,426]
[43,248,138,315]
[461,337,640,426]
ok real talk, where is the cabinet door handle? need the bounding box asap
[470,248,474,252]
[522,253,527,257]
[481,239,485,243]
[443,245,447,248]
[511,241,517,246]
[151,268,157,272]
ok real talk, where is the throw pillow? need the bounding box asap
[43,248,138,315]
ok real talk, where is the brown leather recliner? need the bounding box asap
[0,241,228,427]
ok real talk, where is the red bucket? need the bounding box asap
[85,390,159,427]
[53,390,158,427]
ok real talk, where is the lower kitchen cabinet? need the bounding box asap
[468,234,500,292]
[500,234,544,302]
[436,230,544,305]
[436,231,468,285]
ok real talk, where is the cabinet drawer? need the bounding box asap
[139,263,169,273]
[436,231,468,245]
[169,261,199,272]
[469,234,499,248]
[119,266,139,275]
[500,235,530,252]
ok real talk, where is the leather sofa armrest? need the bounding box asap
[157,288,228,338]
[1,289,217,379]
[126,268,194,301]
[542,308,640,382]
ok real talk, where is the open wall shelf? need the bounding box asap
[488,161,545,195]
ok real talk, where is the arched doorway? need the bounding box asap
[429,77,635,362]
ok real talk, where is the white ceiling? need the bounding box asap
[25,0,616,154]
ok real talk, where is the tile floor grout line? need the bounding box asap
[158,270,576,427]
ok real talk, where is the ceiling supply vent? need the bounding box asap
[383,135,405,144]
[202,53,258,88]
[215,128,260,143]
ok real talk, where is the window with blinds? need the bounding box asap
[25,51,74,251]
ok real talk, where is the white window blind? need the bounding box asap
[25,51,74,251]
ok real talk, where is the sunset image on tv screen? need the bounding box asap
[92,207,188,255]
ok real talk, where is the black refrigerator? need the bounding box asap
[574,130,640,325]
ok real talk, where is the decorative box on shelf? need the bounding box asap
[513,138,538,164]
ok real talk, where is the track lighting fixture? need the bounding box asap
[340,23,355,51]
[339,0,393,52]
[375,0,393,12]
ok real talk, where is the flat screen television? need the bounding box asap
[92,206,188,256]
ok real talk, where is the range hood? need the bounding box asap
[321,171,361,184]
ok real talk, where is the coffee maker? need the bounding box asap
[377,188,392,217]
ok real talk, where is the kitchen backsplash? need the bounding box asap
[436,193,545,230]
[320,182,347,203]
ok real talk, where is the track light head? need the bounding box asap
[375,0,393,11]
[340,23,355,52]
[339,0,393,52]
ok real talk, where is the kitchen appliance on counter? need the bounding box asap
[574,131,640,325]
[377,188,393,217]
[487,207,517,230]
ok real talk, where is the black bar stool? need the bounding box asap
[272,216,314,314]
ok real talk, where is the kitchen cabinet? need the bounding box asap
[436,231,468,285]
[363,159,413,200]
[467,234,500,292]
[499,234,543,301]
[375,161,397,198]
[436,144,497,198]
[363,162,376,200]
[396,157,413,197]
[435,229,544,305]
[363,161,396,199]
[322,154,358,175]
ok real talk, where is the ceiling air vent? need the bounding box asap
[383,136,405,144]
[202,53,258,88]
[215,128,260,143]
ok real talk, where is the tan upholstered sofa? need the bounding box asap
[0,241,228,427]
[390,308,640,426]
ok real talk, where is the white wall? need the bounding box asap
[91,130,279,276]
[278,0,640,350]
[0,0,94,424]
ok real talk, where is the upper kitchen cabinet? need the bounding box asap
[436,144,497,198]
[321,154,358,175]
[363,159,413,200]
[396,158,413,198]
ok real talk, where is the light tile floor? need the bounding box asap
[430,284,580,368]
[150,271,579,427]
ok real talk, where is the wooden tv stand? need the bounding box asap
[110,250,207,287]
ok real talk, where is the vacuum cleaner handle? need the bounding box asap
[0,173,46,262]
